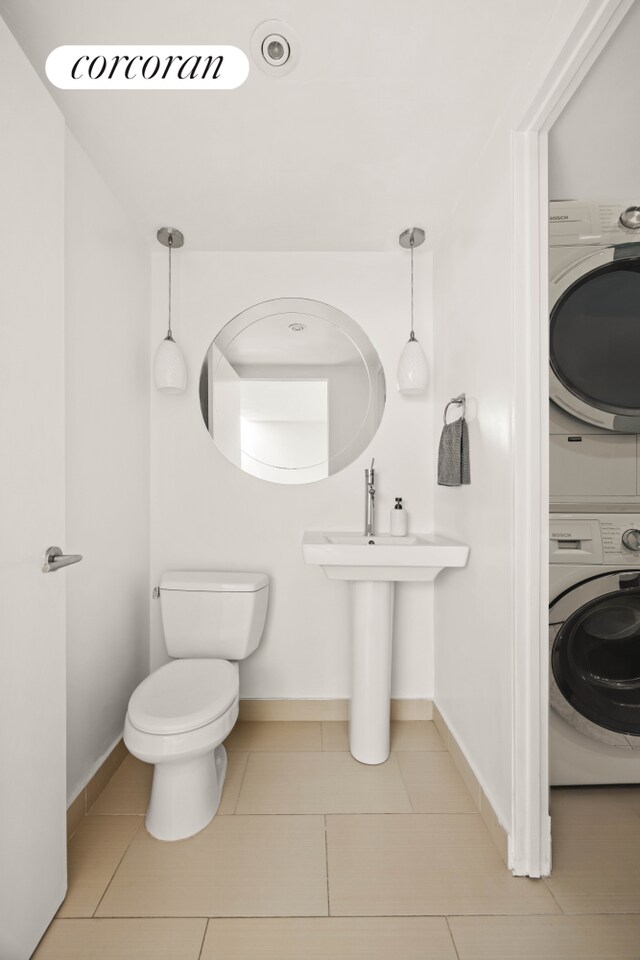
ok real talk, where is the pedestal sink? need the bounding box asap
[302,531,469,764]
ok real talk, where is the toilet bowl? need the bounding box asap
[124,571,268,841]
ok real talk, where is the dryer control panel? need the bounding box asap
[549,199,640,246]
[550,515,640,564]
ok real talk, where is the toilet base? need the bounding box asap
[146,744,228,841]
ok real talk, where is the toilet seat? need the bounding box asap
[128,659,238,736]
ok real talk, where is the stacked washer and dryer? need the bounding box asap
[549,200,640,785]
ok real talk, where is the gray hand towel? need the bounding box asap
[437,417,470,486]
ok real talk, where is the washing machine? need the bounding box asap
[550,513,640,784]
[550,200,640,433]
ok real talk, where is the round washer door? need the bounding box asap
[550,571,640,740]
[549,247,640,431]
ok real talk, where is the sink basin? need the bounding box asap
[326,534,418,545]
[302,530,469,581]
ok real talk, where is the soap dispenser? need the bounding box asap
[390,497,408,536]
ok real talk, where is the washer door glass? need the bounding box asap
[552,588,640,735]
[550,258,640,418]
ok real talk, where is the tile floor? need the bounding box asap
[34,721,640,958]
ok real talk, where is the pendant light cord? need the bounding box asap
[409,234,416,341]
[166,234,173,341]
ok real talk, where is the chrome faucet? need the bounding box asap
[364,458,375,536]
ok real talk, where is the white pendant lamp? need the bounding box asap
[154,226,187,394]
[397,227,428,395]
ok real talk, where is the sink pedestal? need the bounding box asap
[302,531,469,767]
[349,581,394,764]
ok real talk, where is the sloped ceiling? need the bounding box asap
[549,0,640,200]
[2,0,567,249]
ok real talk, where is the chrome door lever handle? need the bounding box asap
[42,545,83,573]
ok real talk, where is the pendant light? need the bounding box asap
[397,226,428,395]
[154,226,187,394]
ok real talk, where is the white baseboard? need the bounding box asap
[66,736,127,837]
[433,703,509,867]
[238,698,433,722]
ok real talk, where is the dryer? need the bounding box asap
[550,200,640,432]
[549,201,640,509]
[550,513,640,785]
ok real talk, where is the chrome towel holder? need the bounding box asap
[443,394,466,424]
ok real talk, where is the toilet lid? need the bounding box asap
[128,659,238,735]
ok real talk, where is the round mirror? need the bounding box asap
[199,298,386,483]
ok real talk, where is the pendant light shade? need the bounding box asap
[397,332,429,395]
[154,335,187,394]
[154,226,186,395]
[397,227,428,396]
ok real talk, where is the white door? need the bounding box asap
[0,17,68,959]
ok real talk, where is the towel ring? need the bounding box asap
[443,394,466,425]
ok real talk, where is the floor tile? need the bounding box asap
[89,755,153,816]
[235,752,412,815]
[57,816,142,918]
[320,722,349,751]
[224,721,322,752]
[321,721,445,752]
[397,752,477,813]
[327,814,559,916]
[546,839,640,913]
[218,752,248,815]
[201,917,457,959]
[239,700,348,721]
[33,918,206,959]
[449,914,640,958]
[392,721,446,751]
[551,786,640,841]
[96,815,328,917]
[321,722,350,751]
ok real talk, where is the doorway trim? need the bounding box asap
[511,0,635,876]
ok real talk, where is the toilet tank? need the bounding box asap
[159,571,269,660]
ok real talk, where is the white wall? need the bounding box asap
[65,133,150,802]
[549,1,640,199]
[433,135,516,828]
[151,252,434,699]
[432,1,589,835]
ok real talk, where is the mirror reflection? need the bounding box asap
[199,298,385,484]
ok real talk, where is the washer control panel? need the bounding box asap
[601,518,640,561]
[550,515,640,564]
[621,528,640,552]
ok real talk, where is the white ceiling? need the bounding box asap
[1,0,563,250]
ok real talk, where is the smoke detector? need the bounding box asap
[251,20,299,76]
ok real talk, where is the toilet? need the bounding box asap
[124,570,269,841]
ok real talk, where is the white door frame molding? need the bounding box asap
[511,0,635,876]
